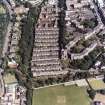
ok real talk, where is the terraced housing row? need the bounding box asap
[31,0,68,77]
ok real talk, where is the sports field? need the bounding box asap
[32,85,91,105]
[0,5,6,14]
[4,73,17,84]
[88,78,105,90]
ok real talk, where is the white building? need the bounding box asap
[21,0,43,5]
[48,0,57,5]
[95,0,104,7]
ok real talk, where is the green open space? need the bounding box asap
[0,5,6,14]
[88,78,105,90]
[32,85,91,105]
[3,73,17,84]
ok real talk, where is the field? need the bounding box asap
[32,85,91,105]
[88,78,105,90]
[3,73,17,84]
[0,5,6,14]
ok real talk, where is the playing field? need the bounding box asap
[32,85,91,105]
[0,5,6,14]
[4,73,17,84]
[88,78,105,90]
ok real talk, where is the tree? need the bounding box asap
[80,19,96,29]
[87,89,96,99]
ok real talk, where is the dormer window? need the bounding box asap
[43,14,46,18]
[70,4,74,9]
[53,5,56,8]
[36,24,39,28]
[44,8,47,12]
[42,24,46,28]
[77,0,81,3]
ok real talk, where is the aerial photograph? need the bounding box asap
[1,0,105,105]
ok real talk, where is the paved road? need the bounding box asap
[2,0,14,57]
[0,69,4,98]
[71,42,97,60]
[0,0,13,97]
[2,0,13,19]
[2,22,13,57]
[91,0,103,24]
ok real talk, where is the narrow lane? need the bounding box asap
[1,0,14,57]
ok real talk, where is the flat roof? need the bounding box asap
[98,0,104,7]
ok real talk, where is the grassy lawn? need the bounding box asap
[0,5,6,14]
[88,78,105,90]
[3,73,17,84]
[32,85,91,105]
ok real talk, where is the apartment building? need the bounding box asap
[65,0,95,35]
